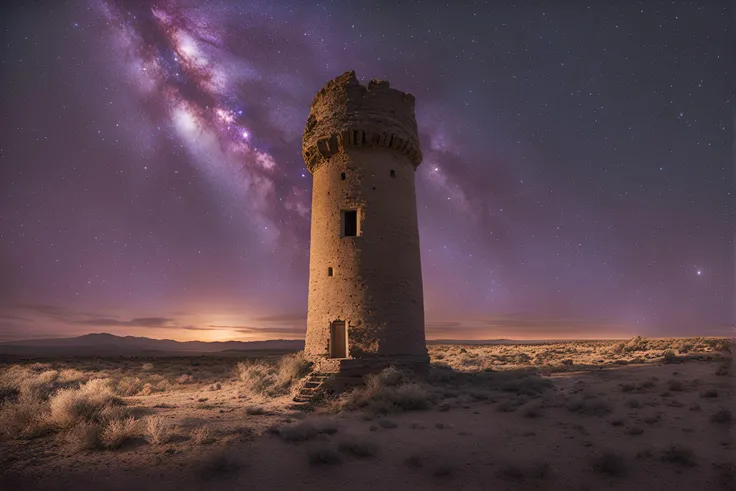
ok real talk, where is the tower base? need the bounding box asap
[309,354,430,379]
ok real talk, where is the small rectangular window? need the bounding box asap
[341,209,359,237]
[328,267,333,276]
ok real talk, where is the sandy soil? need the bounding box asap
[0,345,732,491]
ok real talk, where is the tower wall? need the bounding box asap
[303,71,427,362]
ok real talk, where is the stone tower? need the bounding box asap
[302,71,428,372]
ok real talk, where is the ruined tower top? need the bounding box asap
[302,70,423,174]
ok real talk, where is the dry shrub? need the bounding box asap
[627,399,641,409]
[521,401,543,418]
[0,365,88,402]
[308,446,342,466]
[661,444,697,467]
[192,425,216,444]
[710,409,733,424]
[530,461,556,479]
[276,352,312,387]
[567,398,611,416]
[433,464,456,478]
[236,351,311,397]
[0,395,53,439]
[65,421,103,451]
[497,464,526,480]
[405,453,424,467]
[668,380,684,391]
[49,379,120,427]
[276,421,337,442]
[378,419,397,428]
[139,383,153,396]
[100,416,139,449]
[637,377,657,390]
[176,374,195,384]
[591,451,627,476]
[145,415,174,444]
[496,398,524,413]
[429,337,726,372]
[337,368,431,414]
[197,451,242,480]
[700,389,718,398]
[426,366,455,383]
[662,350,679,364]
[338,437,378,458]
[116,377,144,396]
[141,363,154,371]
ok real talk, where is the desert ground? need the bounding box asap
[0,337,732,491]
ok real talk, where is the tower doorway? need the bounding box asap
[330,321,347,358]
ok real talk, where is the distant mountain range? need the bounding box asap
[0,332,591,357]
[0,333,305,356]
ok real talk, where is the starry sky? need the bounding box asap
[0,0,733,342]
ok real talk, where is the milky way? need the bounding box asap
[0,1,732,341]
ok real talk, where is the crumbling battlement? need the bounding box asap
[302,71,423,173]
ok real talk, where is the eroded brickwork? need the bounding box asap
[303,71,428,363]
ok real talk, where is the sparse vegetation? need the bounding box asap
[591,451,627,476]
[567,398,611,416]
[100,416,139,449]
[245,405,265,415]
[64,421,103,451]
[700,389,718,398]
[521,401,543,418]
[191,425,216,445]
[49,379,121,427]
[332,367,432,413]
[404,453,424,467]
[338,437,379,458]
[662,350,678,364]
[308,446,342,465]
[428,337,727,371]
[236,351,311,397]
[197,451,242,480]
[433,464,456,478]
[497,464,526,480]
[660,444,697,467]
[667,380,684,391]
[144,415,174,444]
[275,421,338,442]
[0,336,728,487]
[710,409,732,424]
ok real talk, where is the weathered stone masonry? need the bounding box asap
[302,71,428,370]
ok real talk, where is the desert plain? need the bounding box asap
[0,336,733,491]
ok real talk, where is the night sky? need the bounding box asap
[0,1,733,342]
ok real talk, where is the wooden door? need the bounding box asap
[330,321,347,358]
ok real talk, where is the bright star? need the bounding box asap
[696,270,702,276]
[242,130,249,139]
